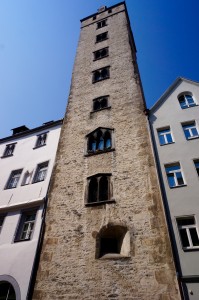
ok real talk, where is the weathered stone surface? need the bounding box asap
[33,3,180,300]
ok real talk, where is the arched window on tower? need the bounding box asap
[95,224,130,259]
[86,173,113,205]
[86,127,114,155]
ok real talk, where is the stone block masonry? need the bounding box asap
[33,3,180,299]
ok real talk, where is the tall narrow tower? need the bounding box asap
[33,3,180,299]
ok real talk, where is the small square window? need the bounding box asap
[0,215,5,233]
[165,163,185,188]
[108,9,112,13]
[93,16,96,20]
[35,133,47,148]
[15,209,37,242]
[5,169,22,189]
[178,94,196,109]
[97,19,107,29]
[194,160,199,177]
[93,47,109,60]
[33,161,49,183]
[177,216,199,250]
[182,122,199,140]
[2,143,16,157]
[93,96,109,111]
[157,127,174,145]
[96,32,108,43]
[92,67,110,83]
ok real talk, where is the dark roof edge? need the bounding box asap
[149,77,199,113]
[0,119,63,143]
[80,1,125,22]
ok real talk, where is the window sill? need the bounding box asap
[33,144,46,150]
[1,154,13,158]
[187,136,199,141]
[160,142,175,146]
[95,37,108,43]
[90,106,111,114]
[93,55,109,61]
[92,76,110,84]
[32,179,45,184]
[14,238,31,243]
[170,184,187,189]
[183,247,199,252]
[99,253,131,260]
[96,25,108,30]
[85,199,115,207]
[85,148,115,157]
[181,105,198,109]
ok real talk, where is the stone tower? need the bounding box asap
[33,3,181,299]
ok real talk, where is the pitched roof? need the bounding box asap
[150,77,199,113]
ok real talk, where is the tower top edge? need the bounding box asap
[80,1,126,23]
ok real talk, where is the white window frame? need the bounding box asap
[178,94,196,109]
[157,127,174,145]
[182,121,199,140]
[176,216,199,250]
[165,163,185,188]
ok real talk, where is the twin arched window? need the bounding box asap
[87,128,113,154]
[87,174,111,204]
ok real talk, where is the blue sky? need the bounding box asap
[0,0,198,137]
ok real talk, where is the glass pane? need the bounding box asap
[176,172,184,185]
[191,128,198,137]
[177,218,194,226]
[105,138,111,149]
[167,173,175,187]
[180,229,190,247]
[186,95,194,105]
[179,100,187,109]
[98,137,104,150]
[159,135,165,145]
[166,133,173,143]
[190,228,199,246]
[166,165,180,172]
[184,129,190,139]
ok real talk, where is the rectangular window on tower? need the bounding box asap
[96,19,107,29]
[93,47,109,61]
[92,67,110,83]
[96,32,108,43]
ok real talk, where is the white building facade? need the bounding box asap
[149,78,199,300]
[0,120,62,300]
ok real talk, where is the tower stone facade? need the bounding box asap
[33,3,180,299]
